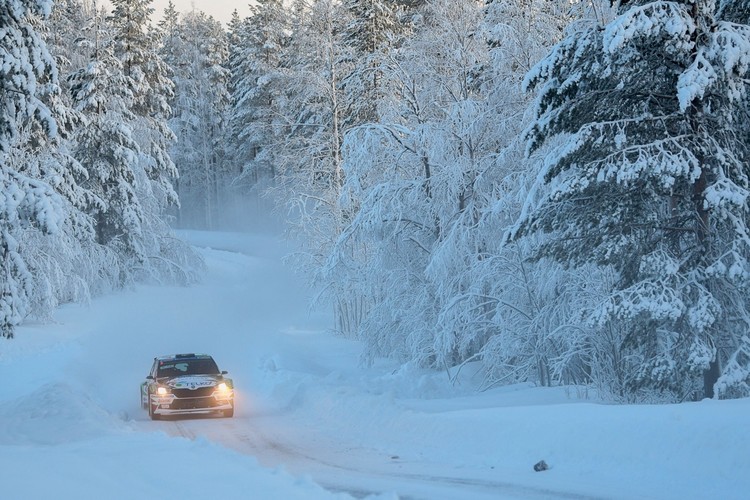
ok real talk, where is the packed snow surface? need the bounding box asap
[0,230,747,499]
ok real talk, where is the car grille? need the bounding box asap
[169,396,222,410]
[172,387,214,398]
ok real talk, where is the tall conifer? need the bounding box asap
[515,0,750,399]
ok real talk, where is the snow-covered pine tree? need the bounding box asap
[109,0,178,212]
[157,0,179,38]
[0,0,64,337]
[162,10,230,229]
[341,0,402,126]
[157,1,181,79]
[11,0,105,318]
[226,9,244,97]
[514,0,750,400]
[45,0,88,81]
[718,0,750,23]
[102,0,202,285]
[227,0,288,197]
[67,12,145,270]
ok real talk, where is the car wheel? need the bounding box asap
[222,403,234,418]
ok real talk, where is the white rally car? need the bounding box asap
[141,353,234,420]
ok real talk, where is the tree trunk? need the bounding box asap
[688,1,720,399]
[703,356,720,399]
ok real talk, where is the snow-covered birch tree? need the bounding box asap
[457,0,597,389]
[327,0,494,361]
[270,0,362,335]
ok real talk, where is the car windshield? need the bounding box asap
[157,358,220,378]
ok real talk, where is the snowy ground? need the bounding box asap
[0,230,748,499]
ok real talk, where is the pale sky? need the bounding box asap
[100,1,253,27]
[151,0,253,25]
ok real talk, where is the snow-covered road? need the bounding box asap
[1,230,748,499]
[165,408,602,500]
[130,232,599,499]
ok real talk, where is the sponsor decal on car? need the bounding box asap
[169,377,217,389]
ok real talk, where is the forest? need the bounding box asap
[2,0,750,404]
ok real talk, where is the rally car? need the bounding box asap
[141,353,234,420]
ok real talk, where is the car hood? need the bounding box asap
[161,375,223,390]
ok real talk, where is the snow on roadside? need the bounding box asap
[251,327,750,500]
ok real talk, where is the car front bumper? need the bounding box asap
[150,392,233,415]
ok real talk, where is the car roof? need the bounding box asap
[155,353,214,362]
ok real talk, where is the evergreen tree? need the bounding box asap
[226,9,244,98]
[157,0,179,36]
[227,0,288,195]
[718,0,750,23]
[45,0,88,81]
[109,0,178,211]
[68,13,144,264]
[0,0,64,337]
[100,0,202,284]
[163,10,230,228]
[341,0,403,126]
[514,0,750,400]
[13,0,104,318]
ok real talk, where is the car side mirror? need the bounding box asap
[146,375,154,380]
[221,370,228,375]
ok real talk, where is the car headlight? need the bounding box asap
[217,382,229,392]
[157,386,169,395]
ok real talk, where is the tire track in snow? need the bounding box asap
[168,415,609,500]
